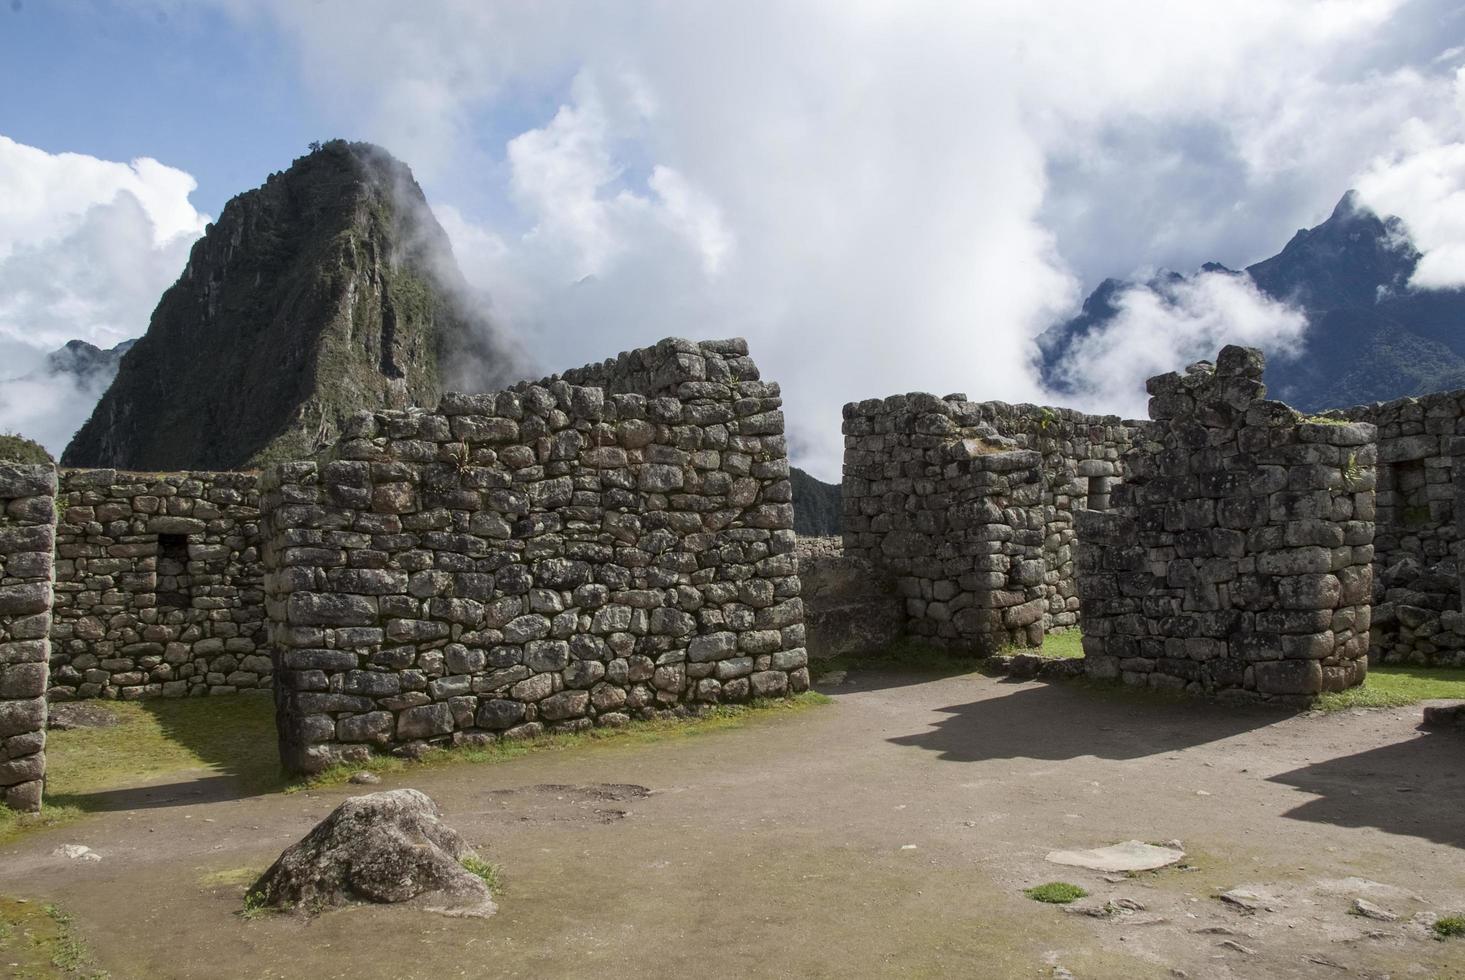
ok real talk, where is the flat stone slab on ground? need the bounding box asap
[47,703,120,730]
[1044,840,1186,873]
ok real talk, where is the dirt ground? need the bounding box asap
[5,668,1465,979]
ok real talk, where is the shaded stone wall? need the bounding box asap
[0,464,56,812]
[1341,392,1465,665]
[842,394,1052,653]
[261,338,807,774]
[796,536,903,660]
[1076,347,1376,701]
[49,470,266,700]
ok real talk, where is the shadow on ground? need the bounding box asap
[887,679,1288,762]
[1269,728,1465,848]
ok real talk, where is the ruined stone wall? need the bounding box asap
[49,470,266,700]
[261,338,807,774]
[1341,392,1465,665]
[0,464,56,812]
[1076,347,1376,700]
[795,536,903,659]
[961,403,1143,630]
[842,394,1053,653]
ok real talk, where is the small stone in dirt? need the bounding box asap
[1217,939,1256,955]
[248,789,495,918]
[1219,888,1276,913]
[52,844,101,862]
[349,771,381,785]
[47,703,120,730]
[816,670,847,685]
[1351,898,1398,922]
[1045,840,1185,873]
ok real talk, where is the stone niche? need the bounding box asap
[0,463,56,812]
[842,393,1052,653]
[1076,346,1376,701]
[261,338,808,774]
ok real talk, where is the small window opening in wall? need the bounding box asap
[1086,476,1112,512]
[156,533,192,609]
[1390,458,1431,528]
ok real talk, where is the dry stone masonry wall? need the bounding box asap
[0,464,56,812]
[49,470,266,700]
[842,394,1055,653]
[1341,393,1465,666]
[261,338,808,774]
[1076,347,1376,700]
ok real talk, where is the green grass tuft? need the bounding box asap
[1315,666,1465,712]
[0,432,53,464]
[1435,915,1465,939]
[1024,882,1088,904]
[460,855,502,892]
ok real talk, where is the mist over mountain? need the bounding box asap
[1038,192,1465,412]
[63,140,525,470]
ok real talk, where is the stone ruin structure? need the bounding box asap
[1075,347,1375,698]
[11,335,1465,813]
[262,338,807,773]
[0,338,807,810]
[834,345,1395,702]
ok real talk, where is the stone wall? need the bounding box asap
[0,464,56,812]
[842,395,1054,653]
[796,536,903,659]
[1076,347,1376,700]
[49,470,266,700]
[261,338,808,774]
[1340,392,1465,665]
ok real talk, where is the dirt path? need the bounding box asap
[5,670,1465,979]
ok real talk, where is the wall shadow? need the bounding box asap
[1268,729,1465,849]
[49,775,254,813]
[887,680,1289,762]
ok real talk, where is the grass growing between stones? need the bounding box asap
[0,898,107,978]
[292,692,833,791]
[1315,666,1465,712]
[1030,630,1084,659]
[1024,882,1087,904]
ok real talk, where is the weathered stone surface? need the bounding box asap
[248,789,495,917]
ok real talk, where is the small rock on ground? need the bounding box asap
[1352,897,1398,921]
[52,844,101,862]
[1045,840,1185,873]
[47,703,120,730]
[349,771,381,785]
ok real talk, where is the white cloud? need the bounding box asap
[0,136,207,451]
[1355,67,1465,289]
[1044,272,1310,419]
[148,4,1465,475]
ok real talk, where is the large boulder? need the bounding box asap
[249,789,496,917]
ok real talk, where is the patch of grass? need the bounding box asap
[0,897,107,978]
[0,802,87,847]
[293,692,832,791]
[199,866,261,888]
[1025,882,1088,904]
[0,432,53,464]
[1028,630,1084,660]
[239,889,272,921]
[45,694,281,803]
[460,855,502,892]
[1315,665,1465,712]
[1434,915,1465,939]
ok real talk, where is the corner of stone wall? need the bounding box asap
[0,463,57,812]
[262,339,807,774]
[1075,345,1377,701]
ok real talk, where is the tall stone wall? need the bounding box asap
[261,338,807,774]
[1341,392,1465,665]
[1076,347,1376,700]
[49,470,266,700]
[0,464,56,812]
[842,394,1053,653]
[960,403,1143,630]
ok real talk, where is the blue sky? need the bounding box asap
[1,1,1463,475]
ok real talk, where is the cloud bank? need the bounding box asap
[0,136,208,453]
[219,0,1465,479]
